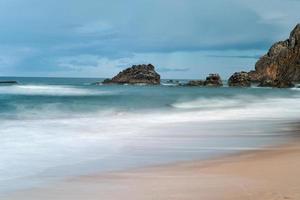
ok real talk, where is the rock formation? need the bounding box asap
[103,64,160,85]
[185,80,204,86]
[249,24,300,87]
[228,71,251,87]
[258,79,294,88]
[204,74,223,87]
[182,74,222,87]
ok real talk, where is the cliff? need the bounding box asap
[250,24,300,85]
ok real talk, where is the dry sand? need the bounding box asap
[4,142,300,200]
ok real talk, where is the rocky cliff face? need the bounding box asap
[250,24,300,84]
[103,64,160,85]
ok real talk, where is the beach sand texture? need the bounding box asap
[4,142,300,200]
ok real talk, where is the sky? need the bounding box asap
[0,0,299,79]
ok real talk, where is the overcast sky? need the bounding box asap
[0,0,299,79]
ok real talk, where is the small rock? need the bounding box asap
[228,71,251,87]
[204,74,223,87]
[185,80,204,86]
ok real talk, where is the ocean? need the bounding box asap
[0,77,299,195]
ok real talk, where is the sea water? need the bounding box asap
[0,77,299,195]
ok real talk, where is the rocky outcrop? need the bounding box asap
[182,74,222,87]
[228,71,251,87]
[249,24,300,87]
[103,64,160,85]
[185,80,204,86]
[204,74,223,87]
[247,70,260,82]
[258,79,294,88]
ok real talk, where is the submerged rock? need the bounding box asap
[249,24,300,87]
[0,80,18,85]
[204,74,223,87]
[103,64,160,85]
[228,71,251,87]
[166,80,180,85]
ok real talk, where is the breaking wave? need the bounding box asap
[0,85,109,96]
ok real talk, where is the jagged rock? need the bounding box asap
[103,64,160,85]
[185,80,204,86]
[204,74,223,87]
[228,71,251,87]
[258,79,294,88]
[249,24,300,87]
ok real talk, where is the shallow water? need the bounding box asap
[0,77,299,195]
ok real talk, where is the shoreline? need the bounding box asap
[3,140,300,200]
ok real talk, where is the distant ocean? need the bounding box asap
[0,77,299,195]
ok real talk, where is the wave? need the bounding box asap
[171,97,245,109]
[171,95,300,120]
[1,88,300,194]
[0,85,110,96]
[0,100,297,186]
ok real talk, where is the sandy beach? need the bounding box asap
[3,141,300,200]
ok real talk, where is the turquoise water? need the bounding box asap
[0,77,300,194]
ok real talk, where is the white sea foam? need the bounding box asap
[171,95,300,121]
[0,85,109,96]
[171,98,244,109]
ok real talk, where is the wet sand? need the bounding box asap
[3,141,300,200]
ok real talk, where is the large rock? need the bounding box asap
[249,24,300,87]
[103,64,160,85]
[204,74,223,87]
[228,71,251,87]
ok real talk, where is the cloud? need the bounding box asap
[73,21,117,37]
[157,67,190,73]
[56,55,132,70]
[205,55,261,59]
[0,0,298,77]
[0,46,37,69]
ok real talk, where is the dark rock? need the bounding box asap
[249,24,300,86]
[102,78,112,84]
[258,79,294,88]
[228,71,251,87]
[102,64,160,85]
[0,80,18,85]
[185,80,204,86]
[204,74,223,87]
[247,70,260,82]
